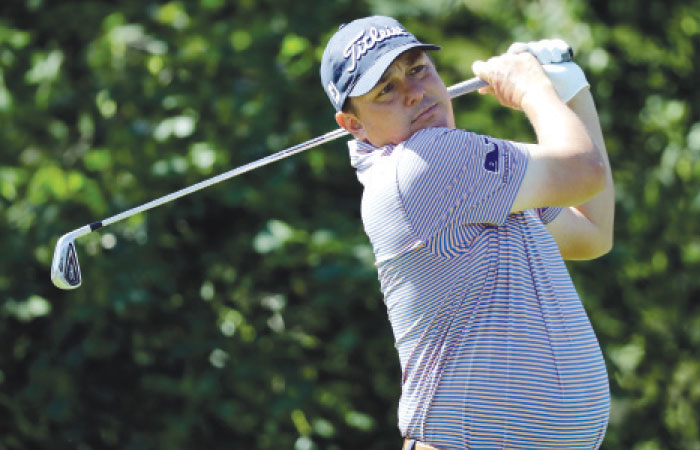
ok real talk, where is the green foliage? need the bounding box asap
[1,0,699,448]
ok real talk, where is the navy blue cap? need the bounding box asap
[320,16,440,111]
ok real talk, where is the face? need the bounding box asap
[336,50,455,147]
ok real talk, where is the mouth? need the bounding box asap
[412,104,438,124]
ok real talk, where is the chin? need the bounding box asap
[429,105,455,130]
[431,117,450,129]
[439,108,456,129]
[413,117,450,134]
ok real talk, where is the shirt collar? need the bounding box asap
[348,139,398,185]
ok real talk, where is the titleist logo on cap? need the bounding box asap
[320,16,439,111]
[343,26,408,72]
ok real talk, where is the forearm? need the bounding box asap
[523,85,604,181]
[565,88,615,252]
[472,52,606,212]
[522,85,592,155]
[521,84,606,207]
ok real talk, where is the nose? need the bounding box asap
[403,78,425,107]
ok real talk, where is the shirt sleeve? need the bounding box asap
[396,128,528,241]
[536,206,564,224]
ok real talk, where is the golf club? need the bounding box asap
[51,51,574,289]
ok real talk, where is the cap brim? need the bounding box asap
[348,43,441,98]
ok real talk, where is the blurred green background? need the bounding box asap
[1,0,699,448]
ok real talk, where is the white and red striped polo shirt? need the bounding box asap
[349,127,609,449]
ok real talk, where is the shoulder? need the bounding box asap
[396,128,531,204]
[396,128,480,172]
[393,128,480,196]
[402,127,482,154]
[396,127,498,176]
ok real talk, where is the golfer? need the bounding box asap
[320,15,614,450]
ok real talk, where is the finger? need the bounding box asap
[472,59,496,95]
[543,40,559,63]
[472,60,488,79]
[552,39,569,52]
[552,38,567,52]
[527,41,543,63]
[552,38,572,61]
[507,42,529,54]
[532,40,554,65]
[541,39,561,63]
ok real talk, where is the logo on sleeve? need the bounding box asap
[483,139,499,173]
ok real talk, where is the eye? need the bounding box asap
[410,64,427,76]
[378,82,394,96]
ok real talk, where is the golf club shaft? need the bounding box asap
[96,127,351,230]
[82,77,486,234]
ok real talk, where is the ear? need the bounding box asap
[335,111,367,141]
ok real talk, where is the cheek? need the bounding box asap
[358,101,417,146]
[366,110,400,130]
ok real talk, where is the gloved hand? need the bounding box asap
[507,39,588,103]
[507,39,573,64]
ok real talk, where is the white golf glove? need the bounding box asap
[508,39,589,103]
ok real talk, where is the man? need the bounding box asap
[320,16,614,449]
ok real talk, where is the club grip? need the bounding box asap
[447,48,573,99]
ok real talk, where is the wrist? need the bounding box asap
[520,81,561,113]
[542,62,589,103]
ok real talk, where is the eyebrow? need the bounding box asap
[377,50,426,86]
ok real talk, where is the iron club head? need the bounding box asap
[51,227,91,289]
